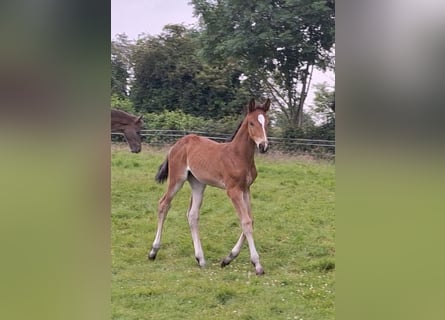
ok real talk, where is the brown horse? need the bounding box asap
[111,109,144,153]
[148,98,270,275]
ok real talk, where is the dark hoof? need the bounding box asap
[221,253,236,268]
[148,247,160,260]
[148,252,157,260]
[195,258,205,268]
[220,258,231,268]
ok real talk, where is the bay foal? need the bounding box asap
[111,109,144,153]
[148,98,270,275]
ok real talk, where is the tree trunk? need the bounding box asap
[295,63,314,128]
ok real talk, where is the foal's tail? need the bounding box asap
[155,159,169,183]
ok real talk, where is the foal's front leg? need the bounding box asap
[221,189,250,266]
[225,188,264,275]
[221,233,245,267]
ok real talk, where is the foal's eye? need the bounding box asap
[249,122,254,126]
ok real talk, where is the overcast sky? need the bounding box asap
[111,0,197,40]
[111,0,334,105]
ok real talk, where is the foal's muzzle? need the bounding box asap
[258,142,268,153]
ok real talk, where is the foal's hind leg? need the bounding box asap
[148,175,186,261]
[186,174,206,267]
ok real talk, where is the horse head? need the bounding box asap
[125,115,144,153]
[246,98,270,153]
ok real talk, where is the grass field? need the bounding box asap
[112,144,335,320]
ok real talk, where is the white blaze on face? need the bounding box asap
[257,114,268,147]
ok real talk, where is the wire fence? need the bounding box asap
[112,130,335,159]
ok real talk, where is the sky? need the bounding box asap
[111,0,197,40]
[111,0,334,107]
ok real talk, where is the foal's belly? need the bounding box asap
[189,169,227,189]
[189,167,255,190]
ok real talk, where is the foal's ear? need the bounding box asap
[135,115,143,123]
[248,98,256,113]
[262,98,271,112]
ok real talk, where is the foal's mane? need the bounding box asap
[225,120,244,142]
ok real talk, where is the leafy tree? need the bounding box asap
[311,82,335,125]
[306,82,335,140]
[192,0,335,128]
[130,25,196,113]
[111,57,128,98]
[130,24,249,119]
[111,34,134,98]
[111,93,134,113]
[112,34,134,67]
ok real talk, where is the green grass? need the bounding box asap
[112,146,335,320]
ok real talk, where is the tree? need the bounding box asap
[111,93,134,113]
[111,57,128,98]
[307,82,335,140]
[311,82,335,124]
[192,0,335,129]
[111,34,134,98]
[131,25,197,114]
[130,24,250,119]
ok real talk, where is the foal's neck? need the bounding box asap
[229,120,256,159]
